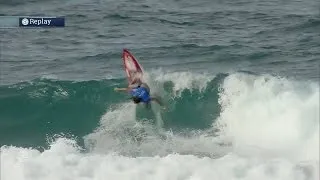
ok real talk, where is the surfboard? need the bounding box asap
[122,49,144,84]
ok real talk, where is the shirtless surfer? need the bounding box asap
[114,73,165,109]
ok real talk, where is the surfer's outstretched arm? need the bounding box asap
[114,87,131,92]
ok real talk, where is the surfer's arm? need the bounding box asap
[114,87,132,92]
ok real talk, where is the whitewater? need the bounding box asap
[1,71,319,180]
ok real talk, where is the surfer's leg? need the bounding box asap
[145,102,151,109]
[150,96,166,109]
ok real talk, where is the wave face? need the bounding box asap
[1,71,319,180]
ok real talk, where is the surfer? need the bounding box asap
[114,77,165,109]
[117,49,165,109]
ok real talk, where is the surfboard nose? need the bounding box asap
[122,49,144,83]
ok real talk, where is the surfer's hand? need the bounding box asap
[114,87,120,91]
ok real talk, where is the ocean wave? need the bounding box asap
[1,71,319,180]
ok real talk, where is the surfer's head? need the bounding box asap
[132,96,141,104]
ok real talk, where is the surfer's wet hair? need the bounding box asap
[132,96,141,104]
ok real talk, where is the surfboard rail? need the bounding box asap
[122,49,144,83]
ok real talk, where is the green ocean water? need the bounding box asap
[0,73,226,148]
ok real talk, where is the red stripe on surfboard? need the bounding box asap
[122,49,143,72]
[122,49,143,81]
